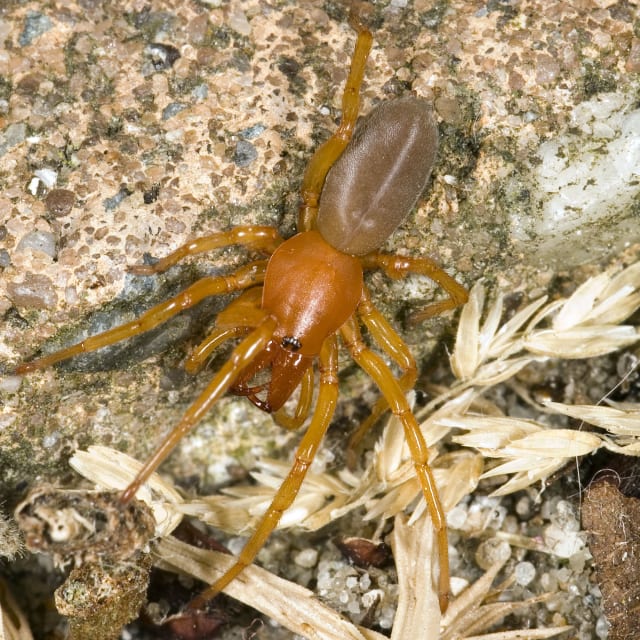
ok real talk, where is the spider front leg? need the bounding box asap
[187,335,339,611]
[184,327,253,375]
[298,16,372,231]
[340,318,450,614]
[121,316,278,502]
[13,262,268,375]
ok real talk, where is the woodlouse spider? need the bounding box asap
[14,15,467,614]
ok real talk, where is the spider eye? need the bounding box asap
[281,336,302,352]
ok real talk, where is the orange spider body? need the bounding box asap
[235,230,363,412]
[14,15,468,615]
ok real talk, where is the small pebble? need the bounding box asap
[19,11,52,47]
[233,140,257,167]
[0,376,22,393]
[228,8,251,36]
[17,230,57,258]
[540,571,557,592]
[514,561,536,586]
[42,431,59,448]
[103,186,131,211]
[192,83,208,101]
[543,523,584,558]
[145,43,180,71]
[595,615,610,639]
[0,123,27,157]
[45,189,75,217]
[162,102,187,120]
[294,548,318,569]
[569,549,587,572]
[447,504,467,529]
[7,274,57,309]
[361,588,384,608]
[515,495,532,518]
[475,538,511,570]
[239,124,265,140]
[34,168,57,188]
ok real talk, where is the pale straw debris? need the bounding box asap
[389,512,440,639]
[154,536,386,640]
[439,544,571,640]
[180,458,354,533]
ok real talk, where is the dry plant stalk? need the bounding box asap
[389,512,440,639]
[155,536,386,640]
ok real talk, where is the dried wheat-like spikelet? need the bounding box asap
[544,400,640,454]
[439,415,603,495]
[451,266,640,384]
[177,390,482,534]
[389,511,440,639]
[180,458,355,533]
[365,263,640,504]
[426,262,640,495]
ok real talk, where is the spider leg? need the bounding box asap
[340,317,450,614]
[121,316,278,503]
[186,335,339,610]
[214,286,267,330]
[14,261,267,375]
[346,287,417,466]
[298,16,372,231]
[347,252,468,462]
[184,326,253,375]
[362,252,468,322]
[129,226,283,275]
